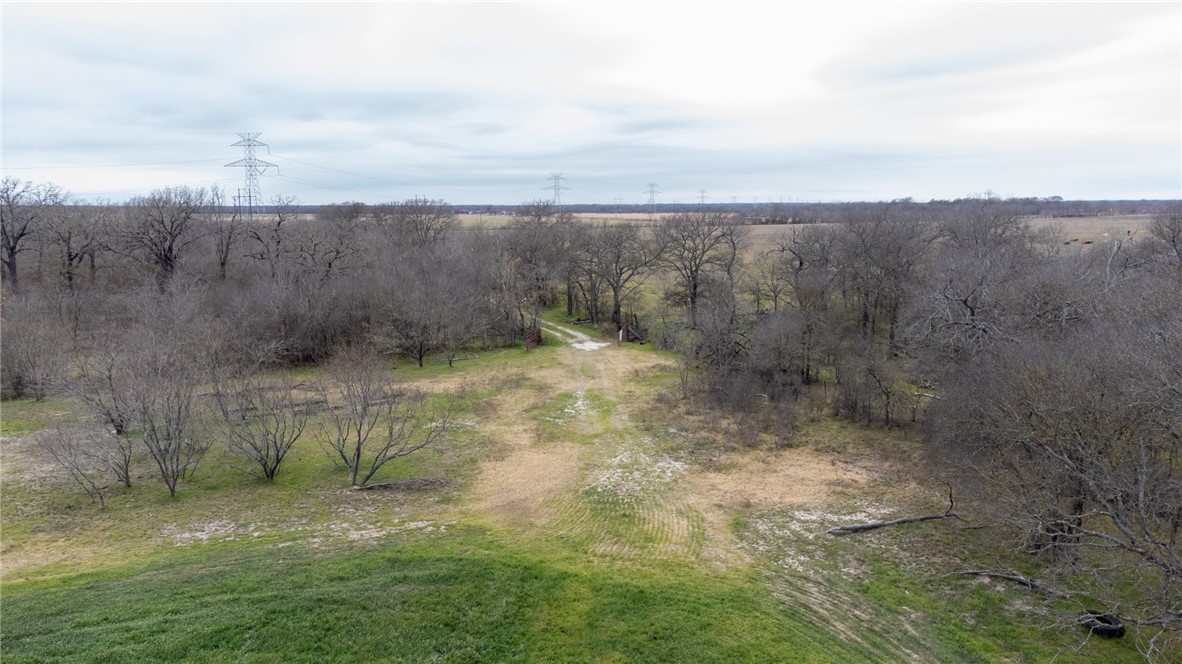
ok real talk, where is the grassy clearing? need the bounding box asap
[2,332,1172,662]
[4,526,882,664]
[0,397,82,438]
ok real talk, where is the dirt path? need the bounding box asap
[469,329,655,528]
[466,327,875,569]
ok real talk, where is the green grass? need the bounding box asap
[0,396,81,437]
[2,527,876,663]
[734,506,1149,663]
[4,335,1174,662]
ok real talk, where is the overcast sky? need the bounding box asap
[3,2,1179,205]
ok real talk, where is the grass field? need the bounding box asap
[0,322,1161,662]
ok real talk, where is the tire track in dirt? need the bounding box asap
[468,332,707,563]
[467,333,884,576]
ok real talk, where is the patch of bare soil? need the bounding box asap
[471,444,582,528]
[676,448,878,567]
[688,448,874,512]
[468,344,673,530]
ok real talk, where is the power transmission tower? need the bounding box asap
[645,182,659,221]
[547,173,568,206]
[698,189,708,206]
[225,132,278,222]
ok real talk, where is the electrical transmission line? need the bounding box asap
[645,182,659,220]
[225,132,278,221]
[547,173,568,206]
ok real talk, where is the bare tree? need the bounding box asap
[317,347,452,487]
[129,352,209,497]
[1145,205,1182,272]
[773,226,841,384]
[657,209,745,321]
[295,203,364,284]
[37,426,112,508]
[590,222,663,329]
[373,197,456,248]
[117,186,208,283]
[0,293,70,399]
[42,200,107,292]
[65,349,137,487]
[112,289,214,496]
[208,186,240,282]
[214,375,310,481]
[835,206,934,342]
[926,315,1181,657]
[1,177,67,291]
[507,200,579,316]
[246,195,299,279]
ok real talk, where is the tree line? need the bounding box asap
[2,174,1180,658]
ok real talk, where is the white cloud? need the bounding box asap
[2,2,1178,203]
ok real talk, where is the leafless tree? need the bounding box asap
[207,186,240,282]
[590,222,663,329]
[316,347,452,487]
[295,203,365,284]
[1145,205,1182,273]
[372,246,490,367]
[117,186,208,284]
[127,348,209,497]
[742,250,791,314]
[1,177,67,291]
[656,209,746,321]
[373,197,456,248]
[41,200,107,292]
[246,195,300,279]
[836,206,935,342]
[772,226,841,384]
[37,426,113,508]
[833,335,903,426]
[112,287,215,496]
[926,314,1181,657]
[213,375,310,481]
[65,348,137,487]
[0,292,70,399]
[507,200,579,315]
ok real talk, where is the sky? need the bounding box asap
[2,2,1179,206]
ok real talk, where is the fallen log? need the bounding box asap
[353,477,452,491]
[944,570,1062,597]
[827,513,951,535]
[827,483,964,535]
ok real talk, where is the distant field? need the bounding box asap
[459,212,1157,242]
[742,214,1154,253]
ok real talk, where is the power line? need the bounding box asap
[268,153,402,185]
[547,173,568,206]
[645,182,660,220]
[273,173,402,200]
[225,132,278,222]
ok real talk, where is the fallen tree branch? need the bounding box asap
[943,570,1063,597]
[353,478,453,491]
[827,482,967,535]
[827,513,952,535]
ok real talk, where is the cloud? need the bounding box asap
[2,2,1178,203]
